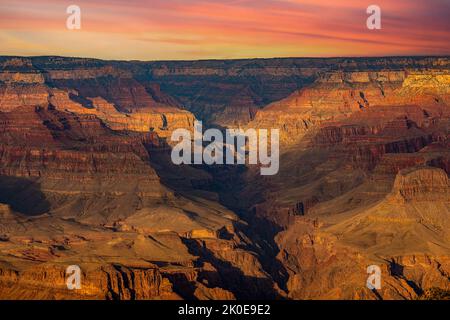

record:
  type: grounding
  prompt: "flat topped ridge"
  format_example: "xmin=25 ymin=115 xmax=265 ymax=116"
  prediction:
xmin=1 ymin=55 xmax=450 ymax=74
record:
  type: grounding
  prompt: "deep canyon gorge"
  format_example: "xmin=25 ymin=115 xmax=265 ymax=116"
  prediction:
xmin=0 ymin=56 xmax=449 ymax=300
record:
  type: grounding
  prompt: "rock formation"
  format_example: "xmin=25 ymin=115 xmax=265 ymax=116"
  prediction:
xmin=0 ymin=55 xmax=449 ymax=300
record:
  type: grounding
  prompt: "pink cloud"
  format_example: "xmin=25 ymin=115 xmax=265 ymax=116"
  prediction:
xmin=0 ymin=0 xmax=448 ymax=59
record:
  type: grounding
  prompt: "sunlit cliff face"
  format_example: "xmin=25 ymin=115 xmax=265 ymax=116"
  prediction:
xmin=0 ymin=0 xmax=449 ymax=302
xmin=0 ymin=0 xmax=449 ymax=60
xmin=0 ymin=56 xmax=449 ymax=300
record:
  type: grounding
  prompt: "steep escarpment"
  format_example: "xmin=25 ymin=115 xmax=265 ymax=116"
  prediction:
xmin=271 ymin=167 xmax=450 ymax=300
xmin=4 ymin=56 xmax=448 ymax=127
xmin=0 ymin=57 xmax=281 ymax=300
xmin=0 ymin=263 xmax=179 ymax=300
xmin=249 ymin=68 xmax=450 ymax=146
xmin=142 ymin=57 xmax=450 ymax=126
xmin=1 ymin=55 xmax=449 ymax=300
xmin=0 ymin=201 xmax=278 ymax=300
xmin=236 ymin=62 xmax=450 ymax=299
xmin=0 ymin=56 xmax=195 ymax=140
xmin=0 ymin=56 xmax=290 ymax=303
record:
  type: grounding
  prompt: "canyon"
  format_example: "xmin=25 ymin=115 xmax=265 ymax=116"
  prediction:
xmin=0 ymin=56 xmax=449 ymax=300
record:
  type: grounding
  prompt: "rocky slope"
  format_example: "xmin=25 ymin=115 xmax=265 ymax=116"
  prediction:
xmin=0 ymin=57 xmax=195 ymax=140
xmin=249 ymin=68 xmax=450 ymax=146
xmin=141 ymin=57 xmax=450 ymax=126
xmin=0 ymin=107 xmax=285 ymax=299
xmin=0 ymin=56 xmax=282 ymax=300
xmin=237 ymin=62 xmax=450 ymax=299
xmin=3 ymin=56 xmax=449 ymax=127
xmin=0 ymin=55 xmax=449 ymax=300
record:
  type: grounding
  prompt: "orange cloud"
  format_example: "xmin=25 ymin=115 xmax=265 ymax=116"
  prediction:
xmin=0 ymin=0 xmax=448 ymax=60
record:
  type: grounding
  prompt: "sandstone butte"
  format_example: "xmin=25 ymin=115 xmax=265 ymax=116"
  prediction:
xmin=0 ymin=56 xmax=449 ymax=300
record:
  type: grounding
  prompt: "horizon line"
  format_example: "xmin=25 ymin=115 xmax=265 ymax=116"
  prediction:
xmin=1 ymin=54 xmax=449 ymax=64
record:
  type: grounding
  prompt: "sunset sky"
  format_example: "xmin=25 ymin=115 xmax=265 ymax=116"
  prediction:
xmin=0 ymin=0 xmax=449 ymax=60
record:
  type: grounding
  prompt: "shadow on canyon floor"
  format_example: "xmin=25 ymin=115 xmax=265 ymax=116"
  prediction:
xmin=0 ymin=176 xmax=50 ymax=216
xmin=181 ymin=238 xmax=284 ymax=300
xmin=148 ymin=147 xmax=290 ymax=295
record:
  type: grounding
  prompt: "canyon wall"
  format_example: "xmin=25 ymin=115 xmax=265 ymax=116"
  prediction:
xmin=0 ymin=56 xmax=449 ymax=300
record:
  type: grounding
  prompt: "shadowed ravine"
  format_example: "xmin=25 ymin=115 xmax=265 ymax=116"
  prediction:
xmin=0 ymin=56 xmax=449 ymax=300
xmin=148 ymin=148 xmax=291 ymax=296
